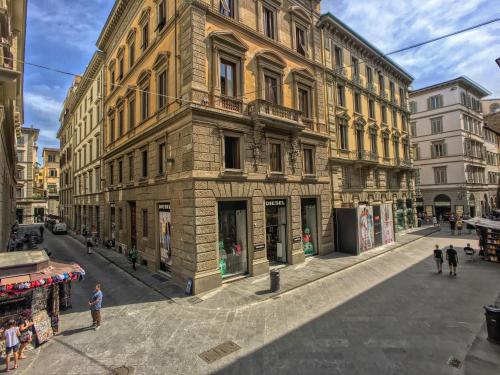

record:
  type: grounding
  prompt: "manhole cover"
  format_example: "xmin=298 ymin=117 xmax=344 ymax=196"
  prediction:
xmin=109 ymin=366 xmax=134 ymax=375
xmin=152 ymin=274 xmax=168 ymax=282
xmin=199 ymin=341 xmax=241 ymax=364
xmin=188 ymin=297 xmax=203 ymax=304
xmin=447 ymin=356 xmax=462 ymax=369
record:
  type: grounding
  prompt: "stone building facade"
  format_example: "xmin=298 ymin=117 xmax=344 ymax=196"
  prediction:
xmin=0 ymin=0 xmax=26 ymax=248
xmin=409 ymin=77 xmax=494 ymax=218
xmin=41 ymin=148 xmax=60 ymax=216
xmin=62 ymin=0 xmax=419 ymax=294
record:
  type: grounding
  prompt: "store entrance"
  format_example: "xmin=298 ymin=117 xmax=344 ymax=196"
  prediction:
xmin=265 ymin=200 xmax=287 ymax=263
xmin=301 ymin=198 xmax=318 ymax=256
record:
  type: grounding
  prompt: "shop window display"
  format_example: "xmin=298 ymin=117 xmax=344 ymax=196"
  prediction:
xmin=218 ymin=201 xmax=248 ymax=278
xmin=301 ymin=198 xmax=318 ymax=255
xmin=396 ymin=200 xmax=405 ymax=231
xmin=159 ymin=203 xmax=172 ymax=272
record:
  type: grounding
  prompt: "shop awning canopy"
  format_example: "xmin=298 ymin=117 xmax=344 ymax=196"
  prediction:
xmin=464 ymin=218 xmax=500 ymax=231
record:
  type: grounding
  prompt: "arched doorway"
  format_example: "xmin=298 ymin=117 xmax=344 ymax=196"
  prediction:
xmin=434 ymin=194 xmax=451 ymax=221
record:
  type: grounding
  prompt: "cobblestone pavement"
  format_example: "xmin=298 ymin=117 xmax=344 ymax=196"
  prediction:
xmin=14 ymin=227 xmax=500 ymax=375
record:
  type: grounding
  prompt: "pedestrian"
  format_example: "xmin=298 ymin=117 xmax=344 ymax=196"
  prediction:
xmin=128 ymin=247 xmax=138 ymax=270
xmin=433 ymin=244 xmax=443 ymax=273
xmin=456 ymin=218 xmax=463 ymax=236
xmin=86 ymin=236 xmax=93 ymax=254
xmin=446 ymin=244 xmax=459 ymax=276
xmin=449 ymin=215 xmax=456 ymax=235
xmin=464 ymin=243 xmax=475 ymax=261
xmin=88 ymin=283 xmax=103 ymax=330
xmin=432 ymin=216 xmax=438 ymax=227
xmin=39 ymin=225 xmax=44 ymax=238
xmin=17 ymin=318 xmax=33 ymax=360
xmin=2 ymin=319 xmax=20 ymax=371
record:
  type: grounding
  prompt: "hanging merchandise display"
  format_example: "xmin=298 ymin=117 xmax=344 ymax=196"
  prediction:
xmin=357 ymin=205 xmax=374 ymax=252
xmin=303 ymin=227 xmax=314 ymax=255
xmin=218 ymin=202 xmax=248 ymax=278
xmin=380 ymin=203 xmax=395 ymax=245
xmin=301 ymin=198 xmax=318 ymax=256
xmin=158 ymin=203 xmax=172 ymax=272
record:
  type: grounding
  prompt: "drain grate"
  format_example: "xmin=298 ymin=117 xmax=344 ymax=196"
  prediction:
xmin=447 ymin=356 xmax=462 ymax=369
xmin=109 ymin=366 xmax=134 ymax=375
xmin=188 ymin=296 xmax=203 ymax=304
xmin=199 ymin=341 xmax=241 ymax=364
xmin=152 ymin=274 xmax=168 ymax=282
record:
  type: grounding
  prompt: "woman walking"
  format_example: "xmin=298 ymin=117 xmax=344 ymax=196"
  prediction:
xmin=2 ymin=319 xmax=20 ymax=371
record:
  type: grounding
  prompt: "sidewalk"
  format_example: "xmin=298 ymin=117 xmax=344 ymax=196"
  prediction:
xmin=464 ymin=294 xmax=500 ymax=374
xmin=69 ymin=225 xmax=440 ymax=310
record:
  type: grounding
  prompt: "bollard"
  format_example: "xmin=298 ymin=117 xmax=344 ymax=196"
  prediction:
xmin=270 ymin=269 xmax=280 ymax=292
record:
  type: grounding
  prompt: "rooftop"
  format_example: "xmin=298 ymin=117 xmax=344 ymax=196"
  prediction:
xmin=410 ymin=76 xmax=491 ymax=98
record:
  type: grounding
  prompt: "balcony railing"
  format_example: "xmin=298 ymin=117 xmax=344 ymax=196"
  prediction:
xmin=247 ymin=99 xmax=302 ymax=123
xmin=302 ymin=118 xmax=313 ymax=130
xmin=357 ymin=150 xmax=379 ymax=162
xmin=380 ymin=92 xmax=388 ymax=99
xmin=334 ymin=66 xmax=347 ymax=77
xmin=367 ymin=82 xmax=376 ymax=93
xmin=353 ymin=75 xmax=364 ymax=87
xmin=218 ymin=95 xmax=243 ymax=113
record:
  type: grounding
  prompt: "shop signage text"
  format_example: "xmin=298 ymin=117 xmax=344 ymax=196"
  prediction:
xmin=265 ymin=200 xmax=286 ymax=207
xmin=293 ymin=236 xmax=302 ymax=243
xmin=254 ymin=243 xmax=265 ymax=251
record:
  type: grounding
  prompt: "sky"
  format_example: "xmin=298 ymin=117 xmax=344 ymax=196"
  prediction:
xmin=24 ymin=0 xmax=500 ymax=161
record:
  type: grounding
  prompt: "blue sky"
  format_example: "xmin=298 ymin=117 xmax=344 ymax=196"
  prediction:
xmin=24 ymin=0 xmax=500 ymax=160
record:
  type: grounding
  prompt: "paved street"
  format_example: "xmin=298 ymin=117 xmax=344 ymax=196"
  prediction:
xmin=17 ymin=226 xmax=500 ymax=375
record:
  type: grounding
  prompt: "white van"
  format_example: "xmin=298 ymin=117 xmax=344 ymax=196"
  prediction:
xmin=52 ymin=222 xmax=67 ymax=234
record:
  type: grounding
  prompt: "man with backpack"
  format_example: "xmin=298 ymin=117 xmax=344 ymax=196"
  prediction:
xmin=446 ymin=244 xmax=459 ymax=276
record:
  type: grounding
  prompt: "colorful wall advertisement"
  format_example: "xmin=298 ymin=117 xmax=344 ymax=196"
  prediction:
xmin=380 ymin=203 xmax=394 ymax=245
xmin=357 ymin=205 xmax=374 ymax=252
xmin=158 ymin=203 xmax=172 ymax=271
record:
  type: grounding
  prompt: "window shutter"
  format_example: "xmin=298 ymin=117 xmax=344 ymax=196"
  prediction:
xmin=443 ymin=143 xmax=447 ymax=156
xmin=431 ymin=145 xmax=435 ymax=158
xmin=427 ymin=98 xmax=431 ymax=110
xmin=416 ymin=146 xmax=420 ymax=160
xmin=439 ymin=95 xmax=443 ymax=108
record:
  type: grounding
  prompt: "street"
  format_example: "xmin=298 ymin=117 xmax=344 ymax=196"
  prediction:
xmin=16 ymin=226 xmax=500 ymax=375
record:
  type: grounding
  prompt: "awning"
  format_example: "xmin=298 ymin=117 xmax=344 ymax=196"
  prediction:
xmin=463 ymin=218 xmax=500 ymax=231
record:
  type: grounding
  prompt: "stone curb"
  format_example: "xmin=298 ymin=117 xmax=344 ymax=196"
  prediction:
xmin=67 ymin=227 xmax=440 ymax=307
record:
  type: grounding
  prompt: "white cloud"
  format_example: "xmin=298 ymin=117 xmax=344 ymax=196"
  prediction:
xmin=24 ymin=92 xmax=62 ymax=120
xmin=324 ymin=0 xmax=500 ymax=96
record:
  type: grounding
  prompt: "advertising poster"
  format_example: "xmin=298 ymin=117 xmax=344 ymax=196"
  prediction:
xmin=357 ymin=205 xmax=374 ymax=252
xmin=159 ymin=203 xmax=172 ymax=271
xmin=380 ymin=203 xmax=394 ymax=245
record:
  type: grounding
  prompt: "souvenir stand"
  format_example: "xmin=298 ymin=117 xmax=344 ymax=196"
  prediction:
xmin=0 ymin=250 xmax=85 ymax=350
xmin=464 ymin=218 xmax=500 ymax=262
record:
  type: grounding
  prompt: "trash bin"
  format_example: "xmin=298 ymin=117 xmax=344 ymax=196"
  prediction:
xmin=270 ymin=269 xmax=280 ymax=292
xmin=484 ymin=305 xmax=500 ymax=344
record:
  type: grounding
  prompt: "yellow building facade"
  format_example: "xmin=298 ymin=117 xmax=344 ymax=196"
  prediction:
xmin=41 ymin=148 xmax=60 ymax=216
xmin=67 ymin=0 xmax=415 ymax=294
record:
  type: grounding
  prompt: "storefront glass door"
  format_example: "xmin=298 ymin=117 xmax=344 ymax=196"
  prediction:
xmin=218 ymin=201 xmax=248 ymax=278
xmin=265 ymin=200 xmax=287 ymax=263
xmin=301 ymin=198 xmax=318 ymax=256
xmin=158 ymin=203 xmax=172 ymax=272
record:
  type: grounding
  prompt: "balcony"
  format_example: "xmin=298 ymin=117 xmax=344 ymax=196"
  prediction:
xmin=357 ymin=150 xmax=379 ymax=163
xmin=248 ymin=99 xmax=304 ymax=132
xmin=331 ymin=149 xmax=379 ymax=166
xmin=380 ymin=92 xmax=388 ymax=100
xmin=218 ymin=95 xmax=243 ymax=113
xmin=367 ymin=82 xmax=376 ymax=93
xmin=352 ymin=75 xmax=364 ymax=87
xmin=334 ymin=66 xmax=347 ymax=77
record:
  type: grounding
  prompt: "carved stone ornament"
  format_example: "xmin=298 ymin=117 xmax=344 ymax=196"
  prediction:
xmin=289 ymin=136 xmax=300 ymax=172
xmin=250 ymin=123 xmax=265 ymax=170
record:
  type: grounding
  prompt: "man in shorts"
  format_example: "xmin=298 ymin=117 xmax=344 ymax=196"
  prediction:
xmin=446 ymin=244 xmax=458 ymax=276
xmin=89 ymin=283 xmax=103 ymax=330
xmin=433 ymin=244 xmax=443 ymax=273
xmin=2 ymin=319 xmax=20 ymax=371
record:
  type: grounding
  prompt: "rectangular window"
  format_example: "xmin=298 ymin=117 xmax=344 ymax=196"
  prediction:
xmin=157 ymin=0 xmax=166 ymax=31
xmin=381 ymin=105 xmax=387 ymax=123
xmin=409 ymin=101 xmax=417 ymax=114
xmin=264 ymin=75 xmax=278 ymax=104
xmin=158 ymin=71 xmax=167 ymax=109
xmin=129 ymin=155 xmax=134 ymax=181
xmin=49 ymin=169 xmax=57 ymax=177
xmin=109 ymin=116 xmax=115 ymax=142
xmin=142 ymin=210 xmax=148 ymax=237
xmin=158 ymin=143 xmax=165 ymax=175
xmin=431 ymin=141 xmax=446 ymax=157
xmin=118 ymin=58 xmax=124 ymax=81
xmin=298 ymin=88 xmax=310 ymax=118
xmin=119 ymin=208 xmax=123 ymax=230
xmin=431 ymin=117 xmax=443 ymax=134
xmin=366 ymin=66 xmax=373 ymax=83
xmin=224 ymin=136 xmax=241 ymax=170
xmin=96 ymin=136 xmax=100 ymax=158
xmin=129 ymin=40 xmax=135 ymax=67
xmin=337 ymin=85 xmax=345 ymax=107
xmin=339 ymin=122 xmax=348 ymax=150
xmin=269 ymin=142 xmax=282 ymax=172
xmin=378 ymin=74 xmax=385 ymax=95
xmin=434 ymin=167 xmax=447 ymax=184
xmin=128 ymin=96 xmax=135 ymax=130
xmin=118 ymin=160 xmax=123 ymax=183
xmin=389 ymin=81 xmax=395 ymax=100
xmin=428 ymin=95 xmax=443 ymax=109
xmin=110 ymin=69 xmax=115 ymax=90
xmin=263 ymin=6 xmax=275 ymax=39
xmin=141 ymin=86 xmax=149 ymax=120
xmin=142 ymin=149 xmax=148 ymax=178
xmin=118 ymin=109 xmax=124 ymax=136
xmin=109 ymin=163 xmax=114 ymax=185
xmin=303 ymin=147 xmax=314 ymax=175
xmin=410 ymin=121 xmax=417 ymax=137
xmin=296 ymin=26 xmax=306 ymax=55
xmin=219 ymin=0 xmax=234 ymax=17
xmin=334 ymin=46 xmax=342 ymax=67
xmin=220 ymin=60 xmax=236 ymax=97
xmin=370 ymin=132 xmax=377 ymax=154
xmin=354 ymin=92 xmax=362 ymax=113
xmin=383 ymin=137 xmax=389 ymax=158
xmin=141 ymin=22 xmax=149 ymax=51
xmin=392 ymin=109 xmax=397 ymax=128
xmin=351 ymin=56 xmax=359 ymax=77
xmin=368 ymin=99 xmax=375 ymax=118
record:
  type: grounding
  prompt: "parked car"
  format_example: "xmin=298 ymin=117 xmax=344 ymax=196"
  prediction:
xmin=52 ymin=222 xmax=67 ymax=235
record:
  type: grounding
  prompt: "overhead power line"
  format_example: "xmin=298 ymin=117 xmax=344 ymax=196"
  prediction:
xmin=11 ymin=17 xmax=499 ymax=103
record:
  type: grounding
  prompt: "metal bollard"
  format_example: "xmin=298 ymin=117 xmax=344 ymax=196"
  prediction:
xmin=270 ymin=269 xmax=280 ymax=292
